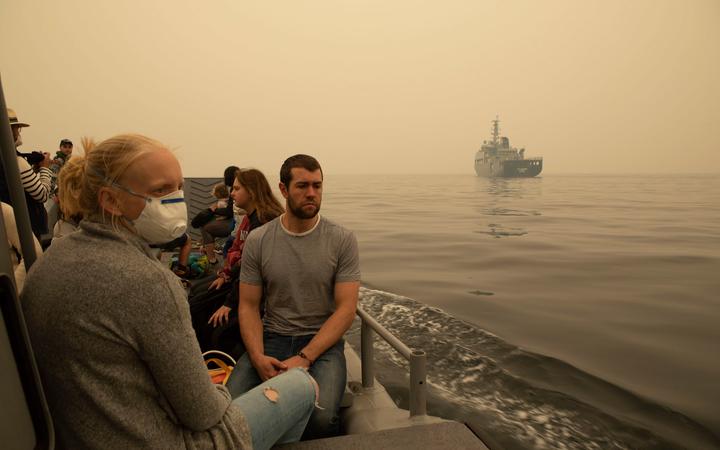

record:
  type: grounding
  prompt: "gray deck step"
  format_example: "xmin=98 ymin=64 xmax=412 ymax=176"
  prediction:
xmin=276 ymin=421 xmax=490 ymax=450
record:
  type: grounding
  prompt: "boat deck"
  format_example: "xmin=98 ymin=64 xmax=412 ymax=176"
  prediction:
xmin=163 ymin=179 xmax=496 ymax=449
xmin=278 ymin=421 xmax=489 ymax=450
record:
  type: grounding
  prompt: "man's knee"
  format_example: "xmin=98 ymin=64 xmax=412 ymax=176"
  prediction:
xmin=225 ymin=354 xmax=260 ymax=398
xmin=309 ymin=348 xmax=347 ymax=399
xmin=304 ymin=407 xmax=341 ymax=439
xmin=303 ymin=358 xmax=346 ymax=438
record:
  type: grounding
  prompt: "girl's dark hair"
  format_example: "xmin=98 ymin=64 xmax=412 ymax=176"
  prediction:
xmin=224 ymin=166 xmax=240 ymax=186
xmin=236 ymin=169 xmax=284 ymax=223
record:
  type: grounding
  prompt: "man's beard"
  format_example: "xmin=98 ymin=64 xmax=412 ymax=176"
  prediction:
xmin=287 ymin=196 xmax=320 ymax=220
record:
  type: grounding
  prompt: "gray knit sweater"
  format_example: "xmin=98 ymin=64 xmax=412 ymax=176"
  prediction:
xmin=22 ymin=220 xmax=251 ymax=449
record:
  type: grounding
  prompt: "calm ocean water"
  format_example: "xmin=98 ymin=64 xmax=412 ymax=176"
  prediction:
xmin=321 ymin=174 xmax=720 ymax=449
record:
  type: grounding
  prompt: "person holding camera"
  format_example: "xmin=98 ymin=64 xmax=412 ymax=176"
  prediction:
xmin=8 ymin=108 xmax=52 ymax=238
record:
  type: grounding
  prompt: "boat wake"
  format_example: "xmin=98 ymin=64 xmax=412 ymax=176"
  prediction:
xmin=347 ymin=287 xmax=720 ymax=450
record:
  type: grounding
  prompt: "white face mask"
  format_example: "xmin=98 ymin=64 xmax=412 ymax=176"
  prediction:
xmin=131 ymin=190 xmax=188 ymax=244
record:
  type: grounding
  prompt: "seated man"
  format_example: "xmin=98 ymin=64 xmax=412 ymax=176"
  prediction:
xmin=226 ymin=154 xmax=360 ymax=439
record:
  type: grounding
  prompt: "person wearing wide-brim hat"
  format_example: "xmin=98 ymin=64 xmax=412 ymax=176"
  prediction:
xmin=8 ymin=107 xmax=30 ymax=127
xmin=7 ymin=108 xmax=53 ymax=239
xmin=8 ymin=108 xmax=30 ymax=146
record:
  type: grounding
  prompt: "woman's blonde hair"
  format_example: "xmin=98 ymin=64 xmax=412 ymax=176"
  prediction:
xmin=57 ymin=134 xmax=168 ymax=229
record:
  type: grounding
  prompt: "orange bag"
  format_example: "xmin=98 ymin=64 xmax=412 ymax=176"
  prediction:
xmin=203 ymin=350 xmax=236 ymax=385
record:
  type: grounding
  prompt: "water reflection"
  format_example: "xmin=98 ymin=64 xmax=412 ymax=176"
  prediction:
xmin=481 ymin=176 xmax=544 ymax=199
xmin=475 ymin=223 xmax=529 ymax=238
xmin=476 ymin=177 xmax=543 ymax=238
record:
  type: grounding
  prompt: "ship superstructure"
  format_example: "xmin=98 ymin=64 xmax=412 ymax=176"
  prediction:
xmin=474 ymin=117 xmax=542 ymax=177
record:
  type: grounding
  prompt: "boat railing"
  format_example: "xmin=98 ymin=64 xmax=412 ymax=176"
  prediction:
xmin=357 ymin=305 xmax=427 ymax=417
xmin=0 ymin=75 xmax=55 ymax=449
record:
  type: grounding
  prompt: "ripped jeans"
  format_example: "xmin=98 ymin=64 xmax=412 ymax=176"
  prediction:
xmin=227 ymin=333 xmax=347 ymax=440
xmin=232 ymin=367 xmax=316 ymax=450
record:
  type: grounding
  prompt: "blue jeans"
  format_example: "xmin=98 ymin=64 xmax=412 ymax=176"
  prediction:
xmin=232 ymin=367 xmax=316 ymax=450
xmin=226 ymin=333 xmax=347 ymax=440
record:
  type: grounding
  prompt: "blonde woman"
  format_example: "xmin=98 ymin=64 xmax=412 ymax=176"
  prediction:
xmin=21 ymin=134 xmax=317 ymax=450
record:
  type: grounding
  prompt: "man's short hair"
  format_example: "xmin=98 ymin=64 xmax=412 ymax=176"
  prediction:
xmin=280 ymin=154 xmax=322 ymax=187
xmin=59 ymin=138 xmax=73 ymax=147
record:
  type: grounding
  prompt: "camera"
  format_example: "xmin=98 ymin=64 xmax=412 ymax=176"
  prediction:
xmin=18 ymin=150 xmax=46 ymax=166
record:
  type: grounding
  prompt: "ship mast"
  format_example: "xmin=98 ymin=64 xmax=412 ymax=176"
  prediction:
xmin=491 ymin=115 xmax=500 ymax=144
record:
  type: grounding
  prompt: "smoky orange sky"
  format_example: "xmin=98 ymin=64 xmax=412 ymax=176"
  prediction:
xmin=2 ymin=0 xmax=718 ymax=176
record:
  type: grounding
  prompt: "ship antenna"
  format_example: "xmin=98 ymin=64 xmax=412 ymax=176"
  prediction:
xmin=492 ymin=115 xmax=500 ymax=144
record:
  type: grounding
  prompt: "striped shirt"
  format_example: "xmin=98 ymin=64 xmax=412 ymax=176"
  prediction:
xmin=17 ymin=156 xmax=52 ymax=203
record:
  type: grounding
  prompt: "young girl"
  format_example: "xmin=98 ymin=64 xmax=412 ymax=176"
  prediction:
xmin=211 ymin=182 xmax=229 ymax=210
xmin=199 ymin=167 xmax=237 ymax=264
xmin=202 ymin=169 xmax=284 ymax=334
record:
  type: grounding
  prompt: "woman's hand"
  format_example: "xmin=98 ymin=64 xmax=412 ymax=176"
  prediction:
xmin=208 ymin=305 xmax=232 ymax=328
xmin=208 ymin=276 xmax=225 ymax=290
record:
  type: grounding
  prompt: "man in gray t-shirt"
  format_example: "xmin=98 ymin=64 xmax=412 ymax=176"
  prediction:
xmin=226 ymin=154 xmax=360 ymax=440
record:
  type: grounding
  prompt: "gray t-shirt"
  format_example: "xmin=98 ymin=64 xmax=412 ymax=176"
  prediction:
xmin=240 ymin=215 xmax=361 ymax=335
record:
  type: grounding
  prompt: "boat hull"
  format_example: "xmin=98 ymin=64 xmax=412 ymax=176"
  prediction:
xmin=474 ymin=158 xmax=542 ymax=178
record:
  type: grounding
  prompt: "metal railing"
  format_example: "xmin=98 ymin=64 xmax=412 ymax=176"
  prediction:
xmin=0 ymin=73 xmax=55 ymax=449
xmin=356 ymin=306 xmax=427 ymax=417
xmin=0 ymin=77 xmax=39 ymax=271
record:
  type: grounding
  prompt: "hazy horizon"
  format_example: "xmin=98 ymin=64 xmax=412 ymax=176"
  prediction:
xmin=2 ymin=0 xmax=718 ymax=177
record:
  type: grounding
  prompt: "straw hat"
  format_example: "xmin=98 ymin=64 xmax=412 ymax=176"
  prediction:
xmin=7 ymin=108 xmax=30 ymax=127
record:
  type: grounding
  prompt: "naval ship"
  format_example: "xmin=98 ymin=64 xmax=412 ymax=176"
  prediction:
xmin=474 ymin=117 xmax=542 ymax=177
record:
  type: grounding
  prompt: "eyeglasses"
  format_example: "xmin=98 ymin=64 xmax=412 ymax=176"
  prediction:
xmin=112 ymin=182 xmax=184 ymax=204
xmin=87 ymin=164 xmax=183 ymax=204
